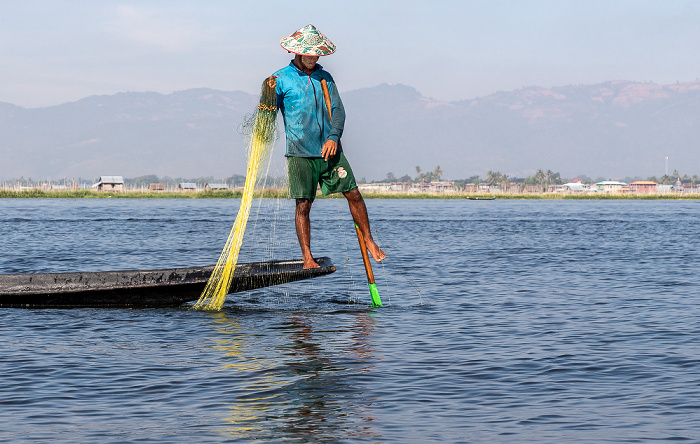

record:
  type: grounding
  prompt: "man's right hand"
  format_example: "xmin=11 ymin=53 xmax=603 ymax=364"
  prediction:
xmin=266 ymin=76 xmax=277 ymax=89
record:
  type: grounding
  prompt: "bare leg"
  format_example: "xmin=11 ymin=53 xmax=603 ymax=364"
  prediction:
xmin=343 ymin=188 xmax=386 ymax=262
xmin=295 ymin=198 xmax=319 ymax=269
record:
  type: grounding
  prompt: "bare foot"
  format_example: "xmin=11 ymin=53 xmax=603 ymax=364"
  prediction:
xmin=303 ymin=257 xmax=320 ymax=269
xmin=366 ymin=240 xmax=386 ymax=263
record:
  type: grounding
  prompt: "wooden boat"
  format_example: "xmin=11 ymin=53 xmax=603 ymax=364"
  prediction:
xmin=0 ymin=257 xmax=335 ymax=308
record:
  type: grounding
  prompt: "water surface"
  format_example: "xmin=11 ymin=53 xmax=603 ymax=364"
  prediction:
xmin=1 ymin=199 xmax=699 ymax=442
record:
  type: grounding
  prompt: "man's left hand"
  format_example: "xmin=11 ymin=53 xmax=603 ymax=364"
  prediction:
xmin=322 ymin=140 xmax=337 ymax=161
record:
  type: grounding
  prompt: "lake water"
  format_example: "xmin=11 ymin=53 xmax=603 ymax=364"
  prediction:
xmin=1 ymin=198 xmax=699 ymax=443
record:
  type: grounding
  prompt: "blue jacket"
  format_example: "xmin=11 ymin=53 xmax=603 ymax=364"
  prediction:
xmin=272 ymin=61 xmax=345 ymax=157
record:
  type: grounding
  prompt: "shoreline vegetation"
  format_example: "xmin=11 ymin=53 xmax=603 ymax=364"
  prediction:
xmin=1 ymin=189 xmax=700 ymax=200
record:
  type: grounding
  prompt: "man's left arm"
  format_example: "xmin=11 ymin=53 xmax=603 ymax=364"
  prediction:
xmin=322 ymin=77 xmax=346 ymax=160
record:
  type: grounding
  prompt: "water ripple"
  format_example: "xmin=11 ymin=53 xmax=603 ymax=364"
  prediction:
xmin=1 ymin=200 xmax=700 ymax=442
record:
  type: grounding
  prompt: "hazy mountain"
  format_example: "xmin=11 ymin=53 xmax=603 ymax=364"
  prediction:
xmin=341 ymin=80 xmax=700 ymax=180
xmin=2 ymin=81 xmax=699 ymax=181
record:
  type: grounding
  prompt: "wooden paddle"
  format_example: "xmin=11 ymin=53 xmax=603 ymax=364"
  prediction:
xmin=320 ymin=78 xmax=382 ymax=307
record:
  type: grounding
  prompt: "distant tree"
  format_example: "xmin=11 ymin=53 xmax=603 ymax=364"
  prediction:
xmin=225 ymin=174 xmax=246 ymax=187
xmin=414 ymin=166 xmax=426 ymax=183
xmin=433 ymin=165 xmax=444 ymax=181
xmin=500 ymin=174 xmax=510 ymax=190
xmin=385 ymin=172 xmax=397 ymax=182
xmin=126 ymin=174 xmax=160 ymax=188
xmin=486 ymin=170 xmax=501 ymax=185
xmin=534 ymin=169 xmax=545 ymax=189
xmin=647 ymin=176 xmax=659 ymax=183
xmin=545 ymin=169 xmax=554 ymax=185
xmin=552 ymin=172 xmax=564 ymax=185
xmin=422 ymin=171 xmax=435 ymax=183
xmin=398 ymin=174 xmax=413 ymax=183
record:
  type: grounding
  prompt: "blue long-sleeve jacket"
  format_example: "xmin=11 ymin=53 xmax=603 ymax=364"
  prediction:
xmin=272 ymin=61 xmax=345 ymax=158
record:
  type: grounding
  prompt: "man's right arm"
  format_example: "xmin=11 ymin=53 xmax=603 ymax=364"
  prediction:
xmin=260 ymin=76 xmax=279 ymax=111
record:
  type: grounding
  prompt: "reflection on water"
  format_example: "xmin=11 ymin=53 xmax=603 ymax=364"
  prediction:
xmin=208 ymin=311 xmax=274 ymax=439
xmin=209 ymin=310 xmax=380 ymax=442
xmin=4 ymin=200 xmax=700 ymax=442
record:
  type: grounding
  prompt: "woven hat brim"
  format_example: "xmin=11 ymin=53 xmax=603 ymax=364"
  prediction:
xmin=279 ymin=25 xmax=336 ymax=56
xmin=279 ymin=44 xmax=336 ymax=56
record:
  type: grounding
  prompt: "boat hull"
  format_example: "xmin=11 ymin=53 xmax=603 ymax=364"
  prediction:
xmin=0 ymin=258 xmax=335 ymax=308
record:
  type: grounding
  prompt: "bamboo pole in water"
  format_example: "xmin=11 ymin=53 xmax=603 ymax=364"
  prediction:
xmin=320 ymin=78 xmax=382 ymax=307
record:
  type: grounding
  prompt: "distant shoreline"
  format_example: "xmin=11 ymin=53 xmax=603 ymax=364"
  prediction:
xmin=1 ymin=189 xmax=699 ymax=200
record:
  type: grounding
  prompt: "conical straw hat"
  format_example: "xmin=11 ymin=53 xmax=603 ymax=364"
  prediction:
xmin=280 ymin=24 xmax=336 ymax=56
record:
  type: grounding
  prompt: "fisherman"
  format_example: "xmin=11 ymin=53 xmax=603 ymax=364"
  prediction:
xmin=266 ymin=24 xmax=385 ymax=269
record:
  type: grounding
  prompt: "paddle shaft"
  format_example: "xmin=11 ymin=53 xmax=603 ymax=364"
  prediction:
xmin=320 ymin=78 xmax=381 ymax=306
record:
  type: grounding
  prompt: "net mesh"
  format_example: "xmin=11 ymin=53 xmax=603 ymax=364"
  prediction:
xmin=193 ymin=79 xmax=278 ymax=311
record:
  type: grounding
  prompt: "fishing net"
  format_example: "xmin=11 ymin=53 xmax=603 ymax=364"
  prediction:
xmin=193 ymin=79 xmax=278 ymax=311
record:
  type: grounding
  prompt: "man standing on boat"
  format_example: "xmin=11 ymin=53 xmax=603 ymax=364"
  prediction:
xmin=266 ymin=24 xmax=385 ymax=269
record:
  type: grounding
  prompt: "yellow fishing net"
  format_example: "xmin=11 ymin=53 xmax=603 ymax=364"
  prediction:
xmin=193 ymin=79 xmax=278 ymax=311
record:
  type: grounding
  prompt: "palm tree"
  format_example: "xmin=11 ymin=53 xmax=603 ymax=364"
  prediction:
xmin=433 ymin=165 xmax=443 ymax=181
xmin=545 ymin=169 xmax=554 ymax=185
xmin=486 ymin=170 xmax=500 ymax=185
xmin=500 ymin=174 xmax=509 ymax=191
xmin=534 ymin=169 xmax=545 ymax=183
xmin=415 ymin=166 xmax=423 ymax=183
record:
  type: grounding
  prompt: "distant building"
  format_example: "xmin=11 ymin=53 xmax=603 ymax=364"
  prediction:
xmin=628 ymin=181 xmax=657 ymax=193
xmin=204 ymin=183 xmax=229 ymax=191
xmin=409 ymin=182 xmax=431 ymax=193
xmin=359 ymin=183 xmax=392 ymax=193
xmin=429 ymin=181 xmax=457 ymax=193
xmin=673 ymin=178 xmax=684 ymax=192
xmin=557 ymin=182 xmax=588 ymax=192
xmin=683 ymin=183 xmax=699 ymax=193
xmin=178 ymin=183 xmax=197 ymax=192
xmin=595 ymin=181 xmax=627 ymax=193
xmin=149 ymin=183 xmax=165 ymax=191
xmin=93 ymin=176 xmax=124 ymax=192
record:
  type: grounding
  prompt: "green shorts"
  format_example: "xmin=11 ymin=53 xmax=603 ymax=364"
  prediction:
xmin=287 ymin=152 xmax=358 ymax=199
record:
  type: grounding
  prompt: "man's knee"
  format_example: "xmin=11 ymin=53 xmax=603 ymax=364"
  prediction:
xmin=343 ymin=188 xmax=362 ymax=202
xmin=295 ymin=198 xmax=313 ymax=215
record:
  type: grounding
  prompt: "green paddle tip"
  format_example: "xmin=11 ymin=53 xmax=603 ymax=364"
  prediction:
xmin=369 ymin=282 xmax=382 ymax=307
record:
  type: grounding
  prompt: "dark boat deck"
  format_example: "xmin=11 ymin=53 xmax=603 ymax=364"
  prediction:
xmin=0 ymin=257 xmax=335 ymax=308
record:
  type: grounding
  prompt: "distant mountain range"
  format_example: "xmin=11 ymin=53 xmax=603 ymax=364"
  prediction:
xmin=2 ymin=80 xmax=700 ymax=181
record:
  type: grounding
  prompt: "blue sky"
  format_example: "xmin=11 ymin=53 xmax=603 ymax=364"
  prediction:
xmin=1 ymin=0 xmax=699 ymax=108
